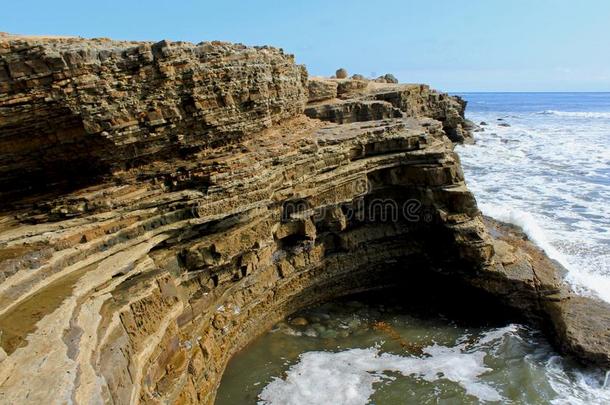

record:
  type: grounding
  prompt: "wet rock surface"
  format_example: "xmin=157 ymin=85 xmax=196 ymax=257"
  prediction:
xmin=0 ymin=34 xmax=607 ymax=404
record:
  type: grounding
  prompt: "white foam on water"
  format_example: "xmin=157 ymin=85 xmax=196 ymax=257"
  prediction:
xmin=470 ymin=323 xmax=520 ymax=348
xmin=545 ymin=356 xmax=610 ymax=405
xmin=456 ymin=114 xmax=610 ymax=303
xmin=539 ymin=110 xmax=610 ymax=119
xmin=258 ymin=327 xmax=518 ymax=404
xmin=257 ymin=321 xmax=610 ymax=405
xmin=478 ymin=203 xmax=570 ymax=267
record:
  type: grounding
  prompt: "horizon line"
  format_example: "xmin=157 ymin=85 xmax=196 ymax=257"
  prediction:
xmin=449 ymin=90 xmax=610 ymax=94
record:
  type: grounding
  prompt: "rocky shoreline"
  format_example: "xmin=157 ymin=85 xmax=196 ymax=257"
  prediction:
xmin=0 ymin=35 xmax=608 ymax=404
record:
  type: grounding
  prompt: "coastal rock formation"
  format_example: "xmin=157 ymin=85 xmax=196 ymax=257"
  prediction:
xmin=0 ymin=36 xmax=307 ymax=200
xmin=375 ymin=73 xmax=399 ymax=83
xmin=0 ymin=35 xmax=608 ymax=404
xmin=304 ymin=77 xmax=474 ymax=143
xmin=307 ymin=77 xmax=338 ymax=102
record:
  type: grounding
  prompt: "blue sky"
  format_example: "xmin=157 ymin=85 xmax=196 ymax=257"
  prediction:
xmin=2 ymin=0 xmax=610 ymax=91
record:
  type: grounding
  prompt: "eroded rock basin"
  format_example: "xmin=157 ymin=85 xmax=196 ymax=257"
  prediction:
xmin=1 ymin=35 xmax=609 ymax=403
xmin=218 ymin=290 xmax=610 ymax=404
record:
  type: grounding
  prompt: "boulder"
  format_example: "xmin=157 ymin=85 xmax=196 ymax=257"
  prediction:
xmin=335 ymin=67 xmax=348 ymax=78
xmin=336 ymin=79 xmax=369 ymax=97
xmin=375 ymin=73 xmax=399 ymax=83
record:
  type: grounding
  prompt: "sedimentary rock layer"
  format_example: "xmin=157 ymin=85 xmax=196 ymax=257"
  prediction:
xmin=0 ymin=36 xmax=307 ymax=199
xmin=305 ymin=77 xmax=474 ymax=143
xmin=0 ymin=35 xmax=608 ymax=405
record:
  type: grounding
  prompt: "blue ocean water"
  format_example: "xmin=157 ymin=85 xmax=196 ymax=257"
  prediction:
xmin=455 ymin=93 xmax=610 ymax=302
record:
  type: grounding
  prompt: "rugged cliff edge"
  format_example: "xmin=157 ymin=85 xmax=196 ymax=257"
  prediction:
xmin=0 ymin=35 xmax=608 ymax=404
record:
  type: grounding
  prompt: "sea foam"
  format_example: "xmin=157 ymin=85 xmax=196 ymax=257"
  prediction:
xmin=456 ymin=109 xmax=610 ymax=303
xmin=258 ymin=327 xmax=518 ymax=405
xmin=257 ymin=324 xmax=610 ymax=405
xmin=539 ymin=110 xmax=610 ymax=118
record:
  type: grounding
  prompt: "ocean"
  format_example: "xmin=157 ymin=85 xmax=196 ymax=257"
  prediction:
xmin=456 ymin=92 xmax=610 ymax=303
xmin=216 ymin=93 xmax=610 ymax=405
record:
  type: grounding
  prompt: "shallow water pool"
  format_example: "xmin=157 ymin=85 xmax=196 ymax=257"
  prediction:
xmin=216 ymin=295 xmax=609 ymax=404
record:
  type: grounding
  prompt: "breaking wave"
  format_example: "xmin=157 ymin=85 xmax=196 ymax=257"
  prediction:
xmin=456 ymin=93 xmax=610 ymax=303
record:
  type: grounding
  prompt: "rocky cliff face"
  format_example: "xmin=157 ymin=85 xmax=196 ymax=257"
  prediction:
xmin=305 ymin=77 xmax=473 ymax=143
xmin=0 ymin=36 xmax=307 ymax=200
xmin=0 ymin=35 xmax=608 ymax=404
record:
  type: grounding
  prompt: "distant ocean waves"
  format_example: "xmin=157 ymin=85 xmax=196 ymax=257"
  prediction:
xmin=537 ymin=109 xmax=610 ymax=118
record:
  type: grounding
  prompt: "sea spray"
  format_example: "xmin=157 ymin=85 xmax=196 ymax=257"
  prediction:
xmin=218 ymin=299 xmax=610 ymax=405
xmin=456 ymin=92 xmax=610 ymax=303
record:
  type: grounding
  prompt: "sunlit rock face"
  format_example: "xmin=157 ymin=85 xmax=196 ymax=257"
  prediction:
xmin=305 ymin=76 xmax=474 ymax=143
xmin=0 ymin=35 xmax=307 ymax=200
xmin=0 ymin=34 xmax=608 ymax=404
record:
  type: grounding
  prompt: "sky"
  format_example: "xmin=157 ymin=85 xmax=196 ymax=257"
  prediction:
xmin=2 ymin=0 xmax=610 ymax=92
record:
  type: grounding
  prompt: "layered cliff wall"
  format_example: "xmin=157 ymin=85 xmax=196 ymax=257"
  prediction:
xmin=0 ymin=35 xmax=608 ymax=404
xmin=304 ymin=77 xmax=473 ymax=143
xmin=0 ymin=36 xmax=307 ymax=199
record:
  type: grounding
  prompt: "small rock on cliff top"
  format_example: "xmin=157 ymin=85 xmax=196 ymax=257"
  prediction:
xmin=375 ymin=73 xmax=399 ymax=83
xmin=335 ymin=68 xmax=348 ymax=78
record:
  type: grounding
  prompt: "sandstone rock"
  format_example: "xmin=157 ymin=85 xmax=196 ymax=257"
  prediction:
xmin=0 ymin=34 xmax=607 ymax=405
xmin=0 ymin=36 xmax=307 ymax=202
xmin=304 ymin=99 xmax=403 ymax=124
xmin=375 ymin=73 xmax=398 ymax=83
xmin=289 ymin=317 xmax=309 ymax=327
xmin=470 ymin=217 xmax=610 ymax=367
xmin=546 ymin=296 xmax=610 ymax=367
xmin=304 ymin=78 xmax=473 ymax=143
xmin=307 ymin=77 xmax=338 ymax=102
xmin=335 ymin=67 xmax=348 ymax=78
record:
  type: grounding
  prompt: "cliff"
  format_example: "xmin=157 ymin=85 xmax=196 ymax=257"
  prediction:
xmin=304 ymin=77 xmax=473 ymax=143
xmin=0 ymin=36 xmax=307 ymax=200
xmin=0 ymin=35 xmax=608 ymax=404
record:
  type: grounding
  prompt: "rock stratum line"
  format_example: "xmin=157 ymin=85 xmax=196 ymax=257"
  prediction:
xmin=0 ymin=35 xmax=608 ymax=404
